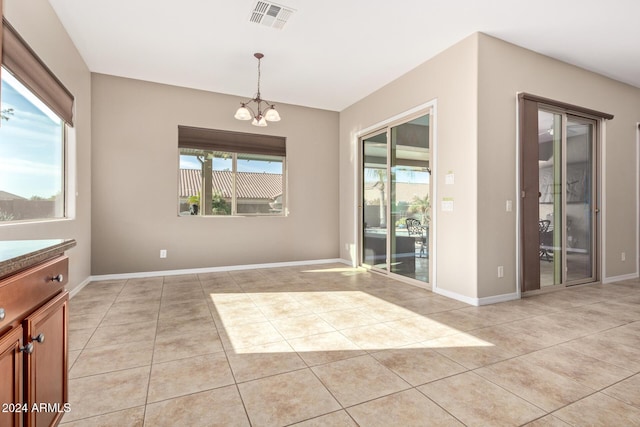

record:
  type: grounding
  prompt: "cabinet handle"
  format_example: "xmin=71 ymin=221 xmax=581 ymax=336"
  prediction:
xmin=51 ymin=274 xmax=64 ymax=283
xmin=32 ymin=333 xmax=45 ymax=344
xmin=0 ymin=308 xmax=4 ymax=321
xmin=20 ymin=342 xmax=34 ymax=354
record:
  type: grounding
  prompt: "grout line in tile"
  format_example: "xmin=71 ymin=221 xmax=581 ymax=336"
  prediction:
xmin=412 ymin=385 xmax=470 ymax=426
xmin=198 ymin=275 xmax=254 ymax=426
xmin=141 ymin=279 xmax=164 ymax=424
xmin=58 ymin=405 xmax=146 ymax=426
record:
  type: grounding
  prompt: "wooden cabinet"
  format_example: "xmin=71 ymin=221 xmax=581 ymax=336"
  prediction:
xmin=25 ymin=292 xmax=68 ymax=427
xmin=0 ymin=255 xmax=69 ymax=427
xmin=0 ymin=326 xmax=23 ymax=427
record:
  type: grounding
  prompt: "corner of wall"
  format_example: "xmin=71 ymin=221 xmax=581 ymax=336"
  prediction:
xmin=3 ymin=0 xmax=93 ymax=290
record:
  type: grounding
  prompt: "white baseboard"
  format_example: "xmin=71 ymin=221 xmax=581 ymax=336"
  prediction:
xmin=68 ymin=276 xmax=91 ymax=299
xmin=432 ymin=287 xmax=477 ymax=306
xmin=433 ymin=287 xmax=519 ymax=306
xmin=603 ymin=272 xmax=639 ymax=284
xmin=89 ymin=258 xmax=347 ymax=282
xmin=338 ymin=258 xmax=356 ymax=267
xmin=477 ymin=292 xmax=520 ymax=306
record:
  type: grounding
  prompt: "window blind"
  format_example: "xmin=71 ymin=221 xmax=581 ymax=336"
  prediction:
xmin=178 ymin=125 xmax=286 ymax=157
xmin=2 ymin=18 xmax=75 ymax=126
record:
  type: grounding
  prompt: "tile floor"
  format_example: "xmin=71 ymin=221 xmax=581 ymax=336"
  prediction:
xmin=61 ymin=263 xmax=640 ymax=426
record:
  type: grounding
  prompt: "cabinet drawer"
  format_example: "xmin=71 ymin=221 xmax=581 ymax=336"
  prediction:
xmin=0 ymin=257 xmax=68 ymax=332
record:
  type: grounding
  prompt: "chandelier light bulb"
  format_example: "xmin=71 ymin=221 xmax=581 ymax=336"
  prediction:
xmin=234 ymin=106 xmax=252 ymax=120
xmin=252 ymin=116 xmax=268 ymax=127
xmin=265 ymin=108 xmax=281 ymax=122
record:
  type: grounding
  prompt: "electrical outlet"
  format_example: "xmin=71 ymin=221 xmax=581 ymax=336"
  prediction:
xmin=506 ymin=200 xmax=512 ymax=212
xmin=621 ymin=252 xmax=626 ymax=262
xmin=497 ymin=266 xmax=504 ymax=278
xmin=160 ymin=249 xmax=167 ymax=258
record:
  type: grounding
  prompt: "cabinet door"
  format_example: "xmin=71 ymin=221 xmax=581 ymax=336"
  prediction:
xmin=0 ymin=326 xmax=24 ymax=427
xmin=24 ymin=291 xmax=68 ymax=427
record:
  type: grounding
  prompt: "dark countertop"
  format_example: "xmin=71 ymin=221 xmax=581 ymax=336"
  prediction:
xmin=0 ymin=239 xmax=77 ymax=280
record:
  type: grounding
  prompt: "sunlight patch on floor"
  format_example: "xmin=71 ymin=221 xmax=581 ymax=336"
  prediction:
xmin=209 ymin=291 xmax=495 ymax=354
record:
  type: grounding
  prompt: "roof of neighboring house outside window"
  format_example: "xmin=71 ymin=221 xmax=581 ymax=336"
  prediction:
xmin=0 ymin=191 xmax=27 ymax=201
xmin=179 ymin=169 xmax=282 ymax=200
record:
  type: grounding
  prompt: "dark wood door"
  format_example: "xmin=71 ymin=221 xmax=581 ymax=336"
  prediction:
xmin=0 ymin=326 xmax=24 ymax=427
xmin=24 ymin=291 xmax=68 ymax=427
xmin=520 ymin=96 xmax=542 ymax=291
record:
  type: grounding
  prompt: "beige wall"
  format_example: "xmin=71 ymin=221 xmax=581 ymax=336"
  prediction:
xmin=340 ymin=34 xmax=480 ymax=299
xmin=477 ymin=33 xmax=640 ymax=297
xmin=2 ymin=0 xmax=92 ymax=292
xmin=91 ymin=74 xmax=339 ymax=275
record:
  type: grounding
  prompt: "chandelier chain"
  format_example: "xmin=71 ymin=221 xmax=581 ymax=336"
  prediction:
xmin=256 ymin=56 xmax=261 ymax=98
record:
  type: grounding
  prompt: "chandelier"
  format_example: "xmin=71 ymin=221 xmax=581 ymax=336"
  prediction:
xmin=234 ymin=53 xmax=281 ymax=127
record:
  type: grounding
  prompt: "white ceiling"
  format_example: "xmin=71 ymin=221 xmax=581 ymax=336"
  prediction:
xmin=48 ymin=0 xmax=640 ymax=112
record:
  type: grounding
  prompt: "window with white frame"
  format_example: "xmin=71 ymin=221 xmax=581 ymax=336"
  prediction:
xmin=178 ymin=126 xmax=286 ymax=216
xmin=0 ymin=18 xmax=74 ymax=223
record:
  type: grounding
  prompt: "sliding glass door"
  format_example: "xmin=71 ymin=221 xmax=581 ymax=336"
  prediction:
xmin=521 ymin=94 xmax=601 ymax=291
xmin=538 ymin=110 xmax=597 ymax=286
xmin=362 ymin=131 xmax=388 ymax=271
xmin=564 ymin=116 xmax=596 ymax=283
xmin=361 ymin=113 xmax=431 ymax=284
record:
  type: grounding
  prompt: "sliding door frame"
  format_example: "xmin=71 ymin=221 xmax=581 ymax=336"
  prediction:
xmin=518 ymin=93 xmax=613 ymax=293
xmin=355 ymin=100 xmax=437 ymax=289
xmin=360 ymin=128 xmax=390 ymax=274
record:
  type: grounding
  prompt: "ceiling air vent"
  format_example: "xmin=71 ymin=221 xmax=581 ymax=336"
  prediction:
xmin=249 ymin=1 xmax=295 ymax=30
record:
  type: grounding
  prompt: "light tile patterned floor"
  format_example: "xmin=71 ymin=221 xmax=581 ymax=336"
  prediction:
xmin=61 ymin=264 xmax=640 ymax=426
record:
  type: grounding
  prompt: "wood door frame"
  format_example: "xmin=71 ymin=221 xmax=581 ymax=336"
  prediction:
xmin=518 ymin=93 xmax=612 ymax=293
xmin=520 ymin=96 xmax=541 ymax=292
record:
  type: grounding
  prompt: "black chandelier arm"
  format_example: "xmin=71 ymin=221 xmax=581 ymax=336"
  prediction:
xmin=244 ymin=99 xmax=276 ymax=114
xmin=241 ymin=97 xmax=258 ymax=106
xmin=240 ymin=103 xmax=257 ymax=117
xmin=261 ymin=98 xmax=276 ymax=109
